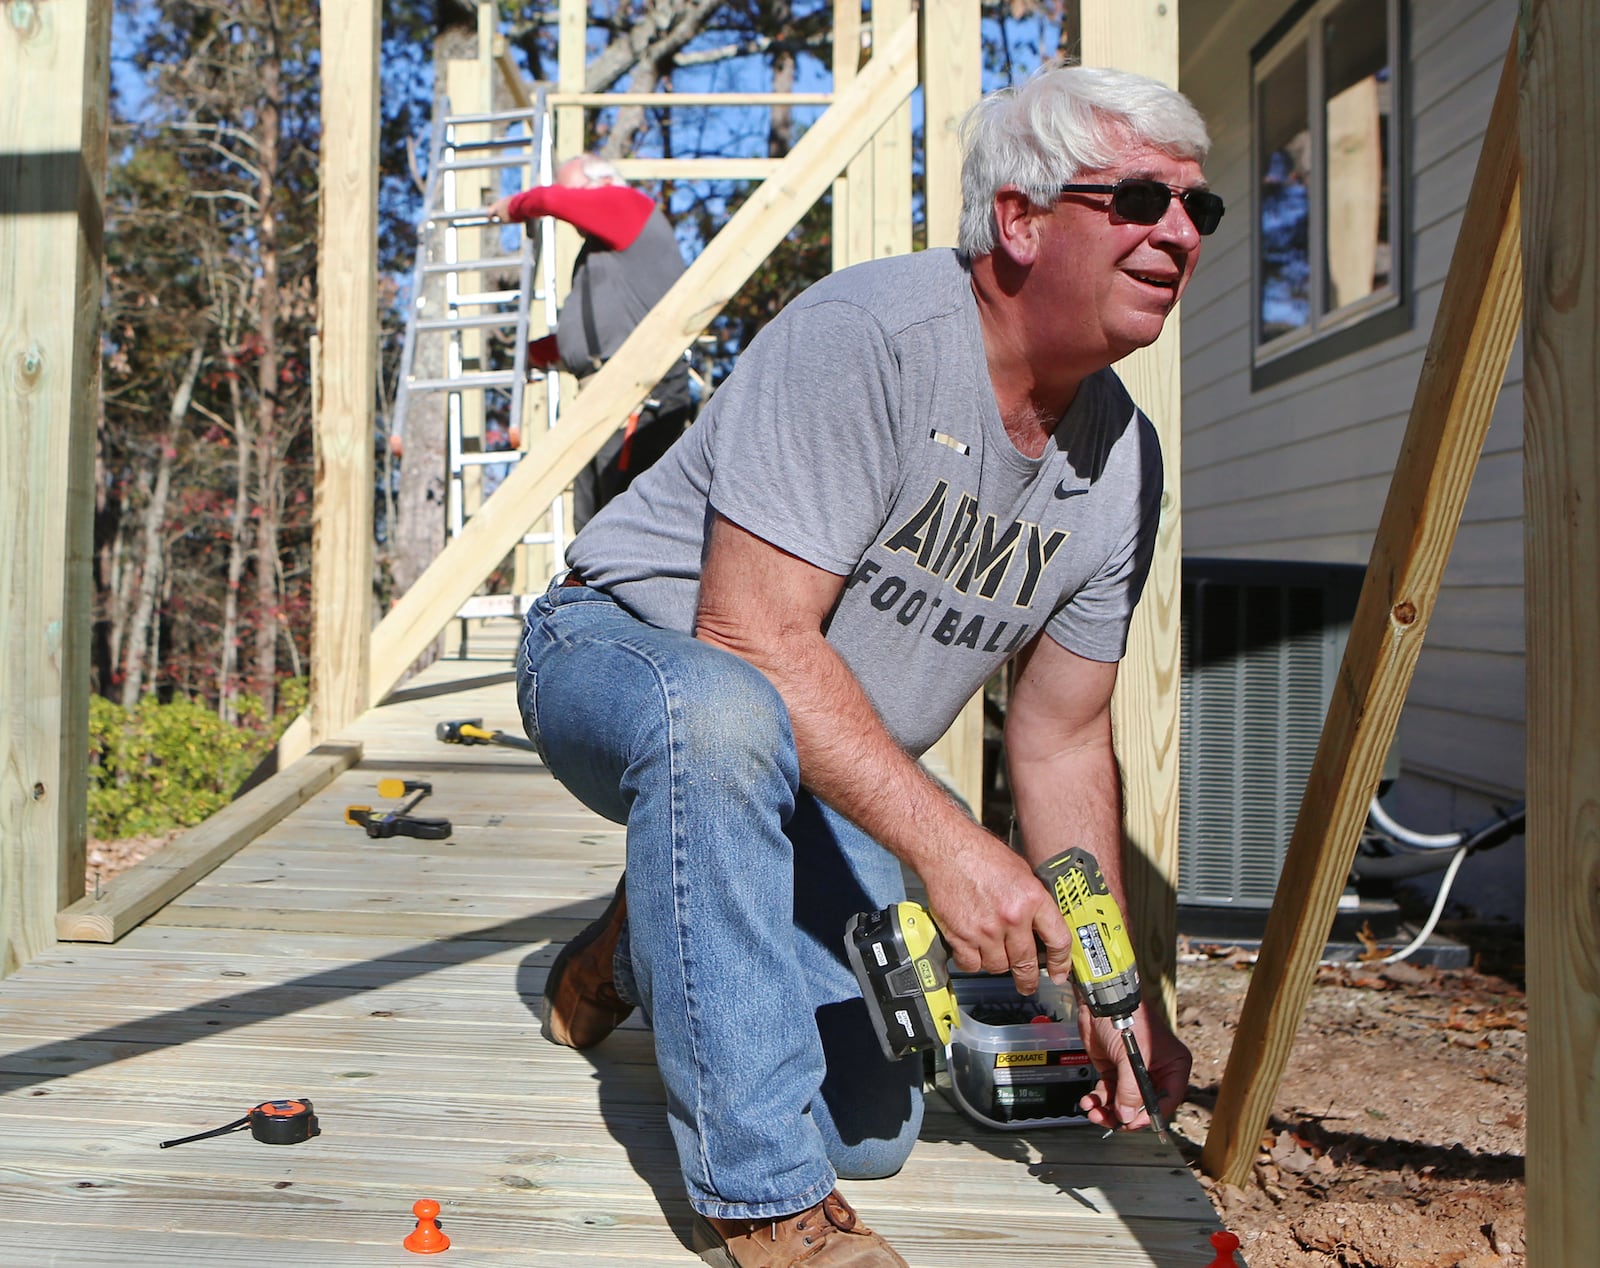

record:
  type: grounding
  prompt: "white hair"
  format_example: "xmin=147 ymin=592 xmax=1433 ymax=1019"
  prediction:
xmin=957 ymin=63 xmax=1212 ymax=258
xmin=576 ymin=154 xmax=624 ymax=186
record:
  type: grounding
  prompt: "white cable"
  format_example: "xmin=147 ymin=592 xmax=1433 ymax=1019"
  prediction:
xmin=1367 ymin=796 xmax=1466 ymax=849
xmin=1379 ymin=844 xmax=1470 ymax=965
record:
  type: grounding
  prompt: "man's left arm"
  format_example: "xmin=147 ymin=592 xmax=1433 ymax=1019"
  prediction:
xmin=1004 ymin=631 xmax=1193 ymax=1131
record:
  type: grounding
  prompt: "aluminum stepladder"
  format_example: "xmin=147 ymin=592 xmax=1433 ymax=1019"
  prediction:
xmin=390 ymin=88 xmax=566 ymax=651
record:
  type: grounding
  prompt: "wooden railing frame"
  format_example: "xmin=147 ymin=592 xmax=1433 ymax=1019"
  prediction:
xmin=361 ymin=17 xmax=923 ymax=720
xmin=0 ymin=0 xmax=112 ymax=977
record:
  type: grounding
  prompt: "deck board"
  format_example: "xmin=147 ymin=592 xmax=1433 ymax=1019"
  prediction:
xmin=0 ymin=658 xmax=1227 ymax=1265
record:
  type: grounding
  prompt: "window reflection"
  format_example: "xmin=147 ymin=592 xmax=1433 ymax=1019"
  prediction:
xmin=1323 ymin=0 xmax=1391 ymax=313
xmin=1253 ymin=0 xmax=1401 ymax=364
xmin=1259 ymin=50 xmax=1311 ymax=341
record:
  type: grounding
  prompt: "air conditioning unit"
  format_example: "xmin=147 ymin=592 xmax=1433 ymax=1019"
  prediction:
xmin=1178 ymin=558 xmax=1365 ymax=908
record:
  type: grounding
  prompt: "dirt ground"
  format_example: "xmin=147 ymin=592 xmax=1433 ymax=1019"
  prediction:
xmin=1172 ymin=938 xmax=1526 ymax=1268
xmin=87 ymin=843 xmax=1525 ymax=1267
xmin=85 ymin=833 xmax=182 ymax=898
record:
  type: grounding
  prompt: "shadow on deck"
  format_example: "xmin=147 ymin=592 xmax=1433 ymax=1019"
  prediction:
xmin=0 ymin=656 xmax=1225 ymax=1265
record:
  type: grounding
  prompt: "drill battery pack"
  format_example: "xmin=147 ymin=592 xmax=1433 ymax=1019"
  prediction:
xmin=938 ymin=973 xmax=1098 ymax=1130
xmin=845 ymin=903 xmax=958 ymax=1061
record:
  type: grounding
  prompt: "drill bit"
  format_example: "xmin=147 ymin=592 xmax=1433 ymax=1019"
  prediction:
xmin=1115 ymin=1017 xmax=1170 ymax=1144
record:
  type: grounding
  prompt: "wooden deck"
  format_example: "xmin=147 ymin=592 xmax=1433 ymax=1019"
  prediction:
xmin=1 ymin=650 xmax=1225 ymax=1265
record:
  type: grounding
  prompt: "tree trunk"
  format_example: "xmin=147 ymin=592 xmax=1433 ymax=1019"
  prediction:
xmin=106 ymin=527 xmax=129 ymax=688
xmin=217 ymin=340 xmax=254 ymax=724
xmin=92 ymin=388 xmax=120 ymax=696
xmin=251 ymin=24 xmax=284 ymax=717
xmin=122 ymin=344 xmax=202 ymax=707
xmin=583 ymin=0 xmax=723 ymax=95
xmin=767 ymin=0 xmax=796 ymax=158
xmin=600 ymin=58 xmax=659 ymax=162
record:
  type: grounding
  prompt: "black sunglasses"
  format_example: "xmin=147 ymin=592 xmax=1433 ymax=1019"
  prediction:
xmin=1058 ymin=178 xmax=1226 ymax=236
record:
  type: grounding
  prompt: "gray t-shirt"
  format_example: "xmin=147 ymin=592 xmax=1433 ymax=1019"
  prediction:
xmin=567 ymin=248 xmax=1162 ymax=756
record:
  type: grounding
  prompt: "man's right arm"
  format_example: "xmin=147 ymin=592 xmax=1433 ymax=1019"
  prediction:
xmin=487 ymin=184 xmax=654 ymax=249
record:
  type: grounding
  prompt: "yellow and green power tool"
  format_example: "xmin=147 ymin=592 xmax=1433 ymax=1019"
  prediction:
xmin=846 ymin=845 xmax=1169 ymax=1141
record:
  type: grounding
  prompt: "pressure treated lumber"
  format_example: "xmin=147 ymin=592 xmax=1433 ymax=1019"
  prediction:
xmin=831 ymin=0 xmax=865 ymax=273
xmin=1201 ymin=38 xmax=1524 ymax=1186
xmin=1082 ymin=0 xmax=1185 ymax=1025
xmin=492 ymin=35 xmax=531 ymax=109
xmin=367 ymin=19 xmax=921 ymax=705
xmin=0 ymin=0 xmax=112 ymax=979
xmin=54 ymin=742 xmax=362 ymax=944
xmin=309 ymin=0 xmax=379 ymax=744
xmin=919 ymin=0 xmax=980 ymax=252
xmin=871 ymin=0 xmax=914 ymax=260
xmin=1520 ymin=1 xmax=1600 ymax=1260
xmin=914 ymin=0 xmax=985 ymax=814
xmin=548 ymin=91 xmax=834 ymax=107
xmin=612 ymin=156 xmax=782 ymax=180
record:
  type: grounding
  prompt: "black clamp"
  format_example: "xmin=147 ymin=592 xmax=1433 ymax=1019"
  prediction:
xmin=345 ymin=779 xmax=453 ymax=841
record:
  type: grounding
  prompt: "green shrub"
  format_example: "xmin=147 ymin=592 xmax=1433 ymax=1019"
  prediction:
xmin=86 ymin=683 xmax=306 ymax=839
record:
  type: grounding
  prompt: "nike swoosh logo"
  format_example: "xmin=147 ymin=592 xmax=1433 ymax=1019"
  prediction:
xmin=1054 ymin=481 xmax=1090 ymax=499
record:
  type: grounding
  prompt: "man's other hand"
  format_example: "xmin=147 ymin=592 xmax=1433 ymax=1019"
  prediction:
xmin=1077 ymin=1005 xmax=1192 ymax=1133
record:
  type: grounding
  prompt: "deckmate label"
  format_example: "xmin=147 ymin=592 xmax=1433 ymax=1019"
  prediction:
xmin=995 ymin=1051 xmax=1047 ymax=1068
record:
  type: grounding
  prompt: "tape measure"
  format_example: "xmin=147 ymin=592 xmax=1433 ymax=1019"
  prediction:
xmin=159 ymin=1098 xmax=320 ymax=1149
xmin=247 ymin=1098 xmax=320 ymax=1144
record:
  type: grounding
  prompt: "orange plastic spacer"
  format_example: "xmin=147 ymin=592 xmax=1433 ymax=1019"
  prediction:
xmin=403 ymin=1199 xmax=451 ymax=1254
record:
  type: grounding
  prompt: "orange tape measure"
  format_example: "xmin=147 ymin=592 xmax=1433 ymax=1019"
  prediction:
xmin=159 ymin=1098 xmax=320 ymax=1148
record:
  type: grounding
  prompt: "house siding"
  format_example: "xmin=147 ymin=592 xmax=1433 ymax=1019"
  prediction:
xmin=1176 ymin=0 xmax=1525 ymax=918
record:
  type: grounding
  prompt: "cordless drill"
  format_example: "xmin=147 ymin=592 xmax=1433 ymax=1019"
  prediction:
xmin=1033 ymin=846 xmax=1170 ymax=1143
xmin=847 ymin=846 xmax=1169 ymax=1141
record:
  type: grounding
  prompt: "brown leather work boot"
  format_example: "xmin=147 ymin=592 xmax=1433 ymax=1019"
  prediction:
xmin=691 ymin=1190 xmax=910 ymax=1267
xmin=541 ymin=877 xmax=634 ymax=1048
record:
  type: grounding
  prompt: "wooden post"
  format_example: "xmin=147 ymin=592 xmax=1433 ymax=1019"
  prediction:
xmin=831 ymin=0 xmax=864 ymax=273
xmin=309 ymin=0 xmax=378 ymax=745
xmin=1521 ymin=1 xmax=1600 ymax=1259
xmin=555 ymin=0 xmax=584 ymax=291
xmin=919 ymin=0 xmax=978 ymax=251
xmin=0 ymin=0 xmax=111 ymax=977
xmin=552 ymin=0 xmax=585 ymax=463
xmin=1082 ymin=0 xmax=1184 ymax=1024
xmin=870 ymin=0 xmax=913 ymax=258
xmin=1201 ymin=38 xmax=1524 ymax=1185
xmin=918 ymin=0 xmax=985 ymax=815
xmin=556 ymin=0 xmax=585 ymax=167
xmin=367 ymin=20 xmax=922 ymax=704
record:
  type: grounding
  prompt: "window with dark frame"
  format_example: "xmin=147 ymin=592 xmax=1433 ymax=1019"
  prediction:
xmin=1253 ymin=0 xmax=1405 ymax=374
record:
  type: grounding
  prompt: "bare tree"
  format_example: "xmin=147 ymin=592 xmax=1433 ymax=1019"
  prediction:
xmin=121 ymin=346 xmax=204 ymax=706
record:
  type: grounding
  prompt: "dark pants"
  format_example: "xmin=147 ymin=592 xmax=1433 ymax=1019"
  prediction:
xmin=571 ymin=400 xmax=692 ymax=532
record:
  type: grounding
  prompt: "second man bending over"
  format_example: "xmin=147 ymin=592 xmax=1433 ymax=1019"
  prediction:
xmin=490 ymin=154 xmax=695 ymax=529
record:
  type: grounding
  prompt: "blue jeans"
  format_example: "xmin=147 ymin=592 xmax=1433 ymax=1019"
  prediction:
xmin=517 ymin=579 xmax=923 ymax=1219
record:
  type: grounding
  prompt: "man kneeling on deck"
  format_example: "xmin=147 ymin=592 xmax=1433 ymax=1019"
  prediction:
xmin=516 ymin=63 xmax=1217 ymax=1267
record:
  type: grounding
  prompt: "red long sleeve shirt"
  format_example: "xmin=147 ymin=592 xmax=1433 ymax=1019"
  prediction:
xmin=507 ymin=184 xmax=658 ymax=369
xmin=505 ymin=184 xmax=655 ymax=250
